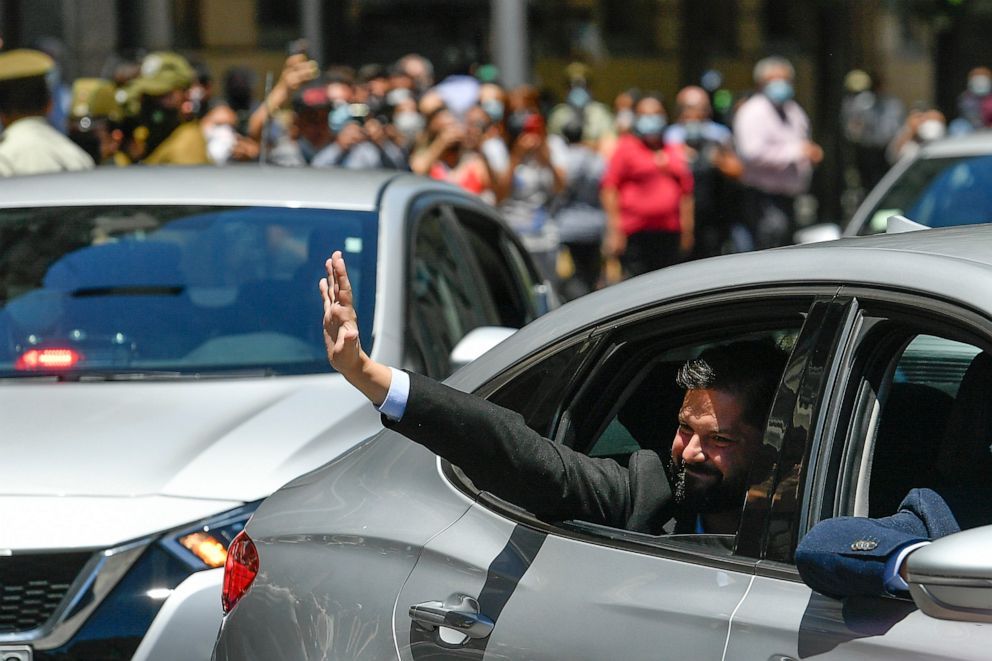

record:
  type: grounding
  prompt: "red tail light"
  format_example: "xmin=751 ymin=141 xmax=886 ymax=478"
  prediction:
xmin=15 ymin=348 xmax=82 ymax=370
xmin=222 ymin=530 xmax=258 ymax=613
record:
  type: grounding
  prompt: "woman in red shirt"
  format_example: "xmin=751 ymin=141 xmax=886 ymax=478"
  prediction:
xmin=601 ymin=94 xmax=694 ymax=278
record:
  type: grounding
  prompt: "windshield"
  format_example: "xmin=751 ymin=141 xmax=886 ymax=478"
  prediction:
xmin=0 ymin=205 xmax=377 ymax=378
xmin=857 ymin=154 xmax=992 ymax=235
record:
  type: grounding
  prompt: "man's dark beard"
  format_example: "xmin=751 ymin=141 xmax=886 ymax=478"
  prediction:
xmin=668 ymin=457 xmax=747 ymax=513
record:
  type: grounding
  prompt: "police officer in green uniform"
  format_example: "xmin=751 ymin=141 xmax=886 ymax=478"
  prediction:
xmin=126 ymin=51 xmax=211 ymax=165
xmin=68 ymin=78 xmax=128 ymax=166
xmin=0 ymin=49 xmax=95 ymax=176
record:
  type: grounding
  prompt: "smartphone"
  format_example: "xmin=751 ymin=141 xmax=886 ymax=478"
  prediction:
xmin=286 ymin=38 xmax=310 ymax=58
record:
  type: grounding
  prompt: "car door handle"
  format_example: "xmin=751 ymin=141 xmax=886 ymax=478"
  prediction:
xmin=409 ymin=594 xmax=494 ymax=639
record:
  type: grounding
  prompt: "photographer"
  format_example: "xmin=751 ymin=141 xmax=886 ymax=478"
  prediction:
xmin=312 ymin=101 xmax=391 ymax=169
xmin=409 ymin=106 xmax=492 ymax=196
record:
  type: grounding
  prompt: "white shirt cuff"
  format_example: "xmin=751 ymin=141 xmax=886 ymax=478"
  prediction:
xmin=375 ymin=367 xmax=409 ymax=421
xmin=884 ymin=541 xmax=930 ymax=594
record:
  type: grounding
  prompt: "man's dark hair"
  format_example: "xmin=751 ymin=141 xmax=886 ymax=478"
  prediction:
xmin=676 ymin=339 xmax=789 ymax=429
xmin=0 ymin=75 xmax=50 ymax=116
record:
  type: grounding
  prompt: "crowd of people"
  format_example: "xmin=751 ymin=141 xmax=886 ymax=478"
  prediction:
xmin=3 ymin=42 xmax=987 ymax=300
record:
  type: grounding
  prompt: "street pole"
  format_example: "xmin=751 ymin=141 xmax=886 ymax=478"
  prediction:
xmin=491 ymin=0 xmax=528 ymax=87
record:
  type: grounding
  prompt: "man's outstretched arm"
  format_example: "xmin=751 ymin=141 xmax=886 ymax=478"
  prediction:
xmin=317 ymin=252 xmax=652 ymax=529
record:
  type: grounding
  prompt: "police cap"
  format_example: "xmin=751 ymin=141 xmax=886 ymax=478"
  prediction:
xmin=133 ymin=51 xmax=195 ymax=96
xmin=70 ymin=78 xmax=122 ymax=122
xmin=0 ymin=49 xmax=54 ymax=82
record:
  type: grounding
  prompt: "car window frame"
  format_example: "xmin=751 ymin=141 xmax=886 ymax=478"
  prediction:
xmin=403 ymin=199 xmax=499 ymax=378
xmin=441 ymin=285 xmax=847 ymax=572
xmin=446 ymin=202 xmax=544 ymax=327
xmin=799 ymin=289 xmax=992 ymax=539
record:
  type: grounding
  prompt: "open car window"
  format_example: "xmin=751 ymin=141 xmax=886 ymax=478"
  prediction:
xmin=841 ymin=332 xmax=991 ymax=525
xmin=476 ymin=296 xmax=831 ymax=561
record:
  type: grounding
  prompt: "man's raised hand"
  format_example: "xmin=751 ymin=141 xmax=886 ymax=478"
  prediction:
xmin=318 ymin=251 xmax=393 ymax=406
xmin=320 ymin=251 xmax=363 ymax=376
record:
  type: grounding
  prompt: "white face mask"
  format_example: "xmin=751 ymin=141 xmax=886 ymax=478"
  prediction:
xmin=615 ymin=109 xmax=635 ymax=131
xmin=205 ymin=123 xmax=237 ymax=165
xmin=917 ymin=119 xmax=946 ymax=142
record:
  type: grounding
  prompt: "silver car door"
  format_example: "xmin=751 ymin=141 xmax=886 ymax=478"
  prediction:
xmin=393 ymin=501 xmax=753 ymax=661
xmin=726 ymin=294 xmax=992 ymax=659
xmin=392 ymin=294 xmax=840 ymax=660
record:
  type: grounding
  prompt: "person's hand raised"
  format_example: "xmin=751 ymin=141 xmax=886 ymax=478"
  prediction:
xmin=319 ymin=251 xmax=363 ymax=377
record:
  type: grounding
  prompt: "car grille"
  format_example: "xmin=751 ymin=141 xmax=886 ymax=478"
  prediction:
xmin=0 ymin=552 xmax=93 ymax=634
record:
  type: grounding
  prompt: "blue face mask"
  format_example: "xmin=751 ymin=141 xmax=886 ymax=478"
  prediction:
xmin=567 ymin=86 xmax=592 ymax=108
xmin=764 ymin=79 xmax=794 ymax=105
xmin=481 ymin=99 xmax=504 ymax=122
xmin=633 ymin=113 xmax=667 ymax=138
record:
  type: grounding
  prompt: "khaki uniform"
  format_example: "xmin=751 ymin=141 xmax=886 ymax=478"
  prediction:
xmin=0 ymin=116 xmax=94 ymax=176
xmin=142 ymin=121 xmax=211 ymax=165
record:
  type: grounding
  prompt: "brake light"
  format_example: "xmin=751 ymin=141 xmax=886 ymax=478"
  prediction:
xmin=15 ymin=348 xmax=82 ymax=370
xmin=222 ymin=530 xmax=258 ymax=613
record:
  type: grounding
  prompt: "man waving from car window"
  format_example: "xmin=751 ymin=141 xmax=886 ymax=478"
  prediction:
xmin=320 ymin=250 xmax=788 ymax=536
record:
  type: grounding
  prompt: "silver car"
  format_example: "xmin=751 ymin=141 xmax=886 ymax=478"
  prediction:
xmin=0 ymin=167 xmax=550 ymax=661
xmin=845 ymin=132 xmax=992 ymax=236
xmin=215 ymin=224 xmax=992 ymax=660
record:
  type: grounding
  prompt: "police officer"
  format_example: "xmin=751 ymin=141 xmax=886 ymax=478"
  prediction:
xmin=0 ymin=49 xmax=94 ymax=176
xmin=126 ymin=51 xmax=210 ymax=165
xmin=68 ymin=78 xmax=128 ymax=166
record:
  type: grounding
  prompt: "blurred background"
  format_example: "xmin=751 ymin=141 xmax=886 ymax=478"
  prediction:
xmin=1 ymin=0 xmax=990 ymax=224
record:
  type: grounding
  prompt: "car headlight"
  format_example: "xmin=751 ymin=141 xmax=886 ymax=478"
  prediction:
xmin=161 ymin=502 xmax=260 ymax=570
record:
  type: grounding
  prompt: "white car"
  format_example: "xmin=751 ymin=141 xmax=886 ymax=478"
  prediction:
xmin=0 ymin=167 xmax=552 ymax=661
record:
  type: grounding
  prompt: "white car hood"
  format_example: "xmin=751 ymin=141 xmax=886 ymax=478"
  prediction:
xmin=0 ymin=374 xmax=382 ymax=547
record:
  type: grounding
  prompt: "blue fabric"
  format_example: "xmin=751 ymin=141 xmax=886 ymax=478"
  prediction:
xmin=795 ymin=488 xmax=961 ymax=598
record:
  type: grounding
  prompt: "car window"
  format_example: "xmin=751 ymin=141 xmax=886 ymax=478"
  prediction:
xmin=450 ymin=205 xmax=540 ymax=328
xmin=0 ymin=205 xmax=377 ymax=377
xmin=475 ymin=299 xmax=817 ymax=560
xmin=846 ymin=333 xmax=987 ymax=521
xmin=406 ymin=206 xmax=495 ymax=377
xmin=859 ymin=155 xmax=992 ymax=234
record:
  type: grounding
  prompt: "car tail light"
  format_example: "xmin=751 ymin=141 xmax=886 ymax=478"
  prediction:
xmin=15 ymin=348 xmax=82 ymax=370
xmin=222 ymin=530 xmax=258 ymax=613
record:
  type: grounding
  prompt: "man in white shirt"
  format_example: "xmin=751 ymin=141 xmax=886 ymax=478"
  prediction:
xmin=0 ymin=49 xmax=94 ymax=176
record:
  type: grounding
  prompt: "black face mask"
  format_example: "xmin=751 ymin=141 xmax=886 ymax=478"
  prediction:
xmin=69 ymin=128 xmax=102 ymax=163
xmin=140 ymin=102 xmax=181 ymax=156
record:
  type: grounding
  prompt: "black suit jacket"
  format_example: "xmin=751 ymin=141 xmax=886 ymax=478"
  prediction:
xmin=383 ymin=372 xmax=679 ymax=534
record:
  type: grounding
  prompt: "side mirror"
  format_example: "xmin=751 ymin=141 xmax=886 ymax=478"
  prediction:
xmin=449 ymin=326 xmax=517 ymax=372
xmin=907 ymin=525 xmax=992 ymax=622
xmin=793 ymin=223 xmax=842 ymax=244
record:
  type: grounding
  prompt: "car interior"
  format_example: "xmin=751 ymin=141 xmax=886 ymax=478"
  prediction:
xmin=866 ymin=336 xmax=992 ymax=524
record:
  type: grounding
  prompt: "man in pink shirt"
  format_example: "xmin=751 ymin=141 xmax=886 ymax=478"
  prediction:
xmin=733 ymin=56 xmax=823 ymax=249
xmin=601 ymin=94 xmax=694 ymax=278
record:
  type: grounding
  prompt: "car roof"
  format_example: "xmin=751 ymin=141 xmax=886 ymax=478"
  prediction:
xmin=0 ymin=166 xmax=407 ymax=211
xmin=455 ymin=224 xmax=992 ymax=389
xmin=916 ymin=132 xmax=992 ymax=159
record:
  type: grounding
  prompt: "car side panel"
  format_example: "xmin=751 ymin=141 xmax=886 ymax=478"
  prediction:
xmin=726 ymin=575 xmax=992 ymax=660
xmin=395 ymin=502 xmax=752 ymax=661
xmin=213 ymin=432 xmax=476 ymax=661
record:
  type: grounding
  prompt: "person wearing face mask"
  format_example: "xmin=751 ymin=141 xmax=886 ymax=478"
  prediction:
xmin=127 ymin=51 xmax=211 ymax=165
xmin=887 ymin=105 xmax=947 ymax=163
xmin=548 ymin=63 xmax=616 ymax=157
xmin=666 ymin=86 xmax=743 ymax=259
xmin=601 ymin=94 xmax=694 ymax=279
xmin=733 ymin=56 xmax=822 ymax=250
xmin=950 ymin=66 xmax=992 ymax=136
